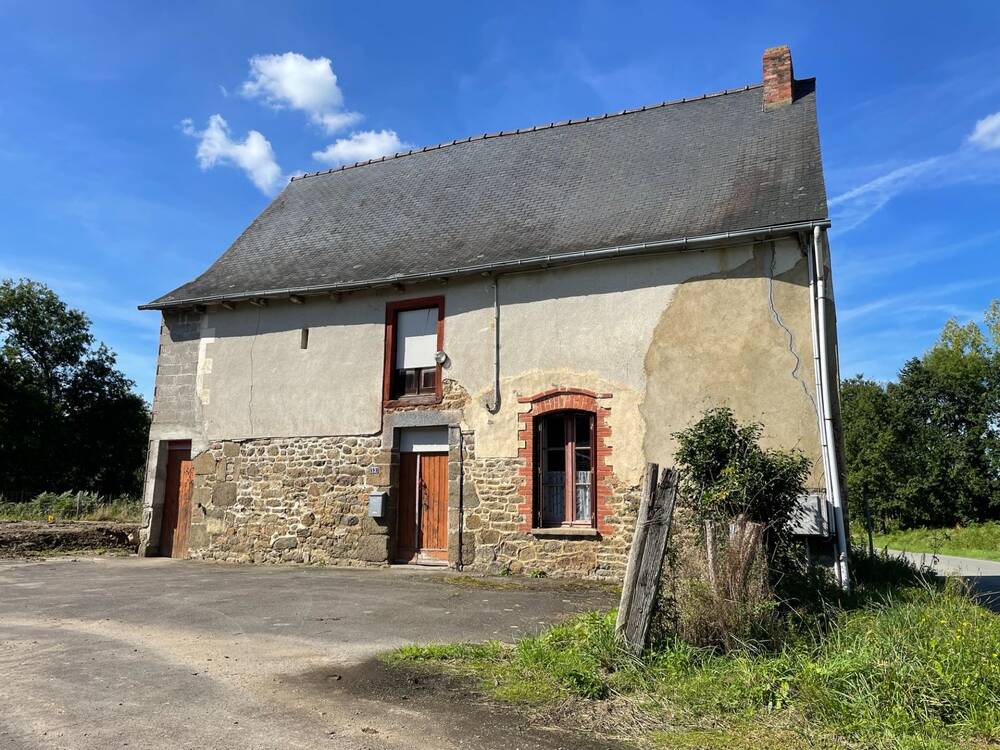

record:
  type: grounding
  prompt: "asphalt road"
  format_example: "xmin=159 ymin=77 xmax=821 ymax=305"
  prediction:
xmin=897 ymin=549 xmax=1000 ymax=610
xmin=0 ymin=557 xmax=619 ymax=750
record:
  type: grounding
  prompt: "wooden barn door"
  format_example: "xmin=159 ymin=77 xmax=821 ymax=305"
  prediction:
xmin=396 ymin=452 xmax=448 ymax=563
xmin=159 ymin=443 xmax=194 ymax=558
xmin=418 ymin=453 xmax=448 ymax=560
xmin=396 ymin=453 xmax=420 ymax=561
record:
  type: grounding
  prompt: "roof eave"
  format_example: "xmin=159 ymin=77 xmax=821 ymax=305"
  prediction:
xmin=138 ymin=218 xmax=830 ymax=311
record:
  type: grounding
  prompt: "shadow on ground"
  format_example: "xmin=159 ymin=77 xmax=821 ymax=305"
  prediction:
xmin=963 ymin=574 xmax=1000 ymax=612
xmin=295 ymin=659 xmax=634 ymax=750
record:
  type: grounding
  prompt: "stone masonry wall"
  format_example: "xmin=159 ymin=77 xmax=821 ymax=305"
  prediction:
xmin=460 ymin=431 xmax=640 ymax=580
xmin=176 ymin=380 xmax=638 ymax=578
xmin=383 ymin=378 xmax=470 ymax=414
xmin=186 ymin=435 xmax=395 ymax=566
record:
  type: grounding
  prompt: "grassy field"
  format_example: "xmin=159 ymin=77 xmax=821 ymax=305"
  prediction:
xmin=0 ymin=492 xmax=141 ymax=523
xmin=871 ymin=522 xmax=1000 ymax=562
xmin=386 ymin=579 xmax=1000 ymax=749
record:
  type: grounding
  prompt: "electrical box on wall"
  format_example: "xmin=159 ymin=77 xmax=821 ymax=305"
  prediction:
xmin=368 ymin=490 xmax=388 ymax=519
xmin=789 ymin=493 xmax=831 ymax=536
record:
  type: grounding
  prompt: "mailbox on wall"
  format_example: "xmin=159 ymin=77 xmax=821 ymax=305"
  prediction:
xmin=368 ymin=490 xmax=389 ymax=519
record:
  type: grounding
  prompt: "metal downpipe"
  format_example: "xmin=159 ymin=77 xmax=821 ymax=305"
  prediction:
xmin=487 ymin=277 xmax=501 ymax=414
xmin=805 ymin=233 xmax=835 ymax=573
xmin=812 ymin=225 xmax=851 ymax=590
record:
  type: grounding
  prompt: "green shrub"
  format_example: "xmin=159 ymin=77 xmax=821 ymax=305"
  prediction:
xmin=672 ymin=407 xmax=810 ymax=541
xmin=668 ymin=408 xmax=815 ymax=651
xmin=849 ymin=546 xmax=927 ymax=594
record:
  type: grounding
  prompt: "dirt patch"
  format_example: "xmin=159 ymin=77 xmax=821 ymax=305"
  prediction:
xmin=293 ymin=658 xmax=636 ymax=750
xmin=0 ymin=521 xmax=139 ymax=558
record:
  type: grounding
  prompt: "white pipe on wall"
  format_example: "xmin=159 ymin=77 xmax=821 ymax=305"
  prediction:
xmin=805 ymin=232 xmax=835 ymax=559
xmin=487 ymin=277 xmax=501 ymax=414
xmin=812 ymin=225 xmax=851 ymax=590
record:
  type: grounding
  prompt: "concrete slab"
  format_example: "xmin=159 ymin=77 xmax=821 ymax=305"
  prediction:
xmin=0 ymin=557 xmax=619 ymax=750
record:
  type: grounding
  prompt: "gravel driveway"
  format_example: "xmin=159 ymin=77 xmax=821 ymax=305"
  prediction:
xmin=0 ymin=557 xmax=619 ymax=750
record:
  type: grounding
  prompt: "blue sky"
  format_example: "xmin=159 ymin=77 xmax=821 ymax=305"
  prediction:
xmin=2 ymin=1 xmax=998 ymax=401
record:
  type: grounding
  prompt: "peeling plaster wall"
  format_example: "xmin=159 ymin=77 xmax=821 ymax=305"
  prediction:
xmin=171 ymin=242 xmax=777 ymax=480
xmin=198 ymin=297 xmax=386 ymax=438
xmin=141 ymin=237 xmax=828 ymax=565
xmin=641 ymin=242 xmax=826 ymax=488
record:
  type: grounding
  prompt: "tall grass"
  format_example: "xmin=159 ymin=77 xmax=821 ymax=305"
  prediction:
xmin=799 ymin=584 xmax=1000 ymax=743
xmin=388 ymin=579 xmax=1000 ymax=748
xmin=0 ymin=492 xmax=141 ymax=522
xmin=871 ymin=522 xmax=1000 ymax=562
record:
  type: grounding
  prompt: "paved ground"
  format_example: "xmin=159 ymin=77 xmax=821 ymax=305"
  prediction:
xmin=0 ymin=557 xmax=620 ymax=750
xmin=897 ymin=549 xmax=1000 ymax=609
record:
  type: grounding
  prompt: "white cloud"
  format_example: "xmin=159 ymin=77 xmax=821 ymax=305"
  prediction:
xmin=969 ymin=111 xmax=1000 ymax=150
xmin=838 ymin=277 xmax=1000 ymax=323
xmin=829 ymin=111 xmax=1000 ymax=233
xmin=828 ymin=157 xmax=942 ymax=232
xmin=312 ymin=129 xmax=408 ymax=167
xmin=315 ymin=111 xmax=363 ymax=133
xmin=181 ymin=115 xmax=284 ymax=195
xmin=183 ymin=51 xmax=409 ymax=192
xmin=241 ymin=52 xmax=361 ymax=134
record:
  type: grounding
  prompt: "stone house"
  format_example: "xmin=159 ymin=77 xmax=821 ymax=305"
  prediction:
xmin=138 ymin=46 xmax=850 ymax=583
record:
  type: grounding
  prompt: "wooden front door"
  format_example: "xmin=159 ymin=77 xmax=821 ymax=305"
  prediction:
xmin=396 ymin=452 xmax=448 ymax=563
xmin=159 ymin=444 xmax=194 ymax=558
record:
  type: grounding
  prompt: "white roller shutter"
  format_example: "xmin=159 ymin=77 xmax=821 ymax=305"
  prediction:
xmin=395 ymin=308 xmax=437 ymax=369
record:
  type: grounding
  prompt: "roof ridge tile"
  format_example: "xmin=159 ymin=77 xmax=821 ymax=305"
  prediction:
xmin=289 ymin=82 xmax=766 ymax=183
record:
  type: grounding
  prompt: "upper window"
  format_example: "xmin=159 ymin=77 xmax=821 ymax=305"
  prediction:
xmin=384 ymin=297 xmax=444 ymax=403
xmin=536 ymin=411 xmax=595 ymax=527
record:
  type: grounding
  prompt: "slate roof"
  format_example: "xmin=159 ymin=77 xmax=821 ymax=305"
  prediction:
xmin=144 ymin=79 xmax=828 ymax=309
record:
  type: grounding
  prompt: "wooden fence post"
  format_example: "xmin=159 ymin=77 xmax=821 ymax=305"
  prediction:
xmin=615 ymin=463 xmax=657 ymax=635
xmin=616 ymin=465 xmax=679 ymax=654
xmin=705 ymin=520 xmax=717 ymax=593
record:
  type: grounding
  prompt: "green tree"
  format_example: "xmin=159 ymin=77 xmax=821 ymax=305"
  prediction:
xmin=0 ymin=279 xmax=92 ymax=404
xmin=0 ymin=279 xmax=149 ymax=499
xmin=840 ymin=376 xmax=906 ymax=528
xmin=841 ymin=300 xmax=1000 ymax=528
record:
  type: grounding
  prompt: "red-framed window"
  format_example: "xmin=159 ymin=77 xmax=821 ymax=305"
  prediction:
xmin=535 ymin=410 xmax=596 ymax=527
xmin=382 ymin=296 xmax=445 ymax=406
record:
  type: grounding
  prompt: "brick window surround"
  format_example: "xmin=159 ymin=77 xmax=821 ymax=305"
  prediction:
xmin=516 ymin=388 xmax=613 ymax=535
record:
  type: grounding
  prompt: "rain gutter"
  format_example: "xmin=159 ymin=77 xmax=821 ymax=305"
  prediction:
xmin=138 ymin=220 xmax=831 ymax=311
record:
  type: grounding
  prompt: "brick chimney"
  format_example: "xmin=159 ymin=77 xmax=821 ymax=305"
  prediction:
xmin=762 ymin=46 xmax=794 ymax=110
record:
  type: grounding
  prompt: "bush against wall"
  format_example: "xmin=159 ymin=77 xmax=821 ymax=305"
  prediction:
xmin=0 ymin=278 xmax=150 ymax=500
xmin=672 ymin=407 xmax=810 ymax=547
xmin=667 ymin=408 xmax=812 ymax=650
